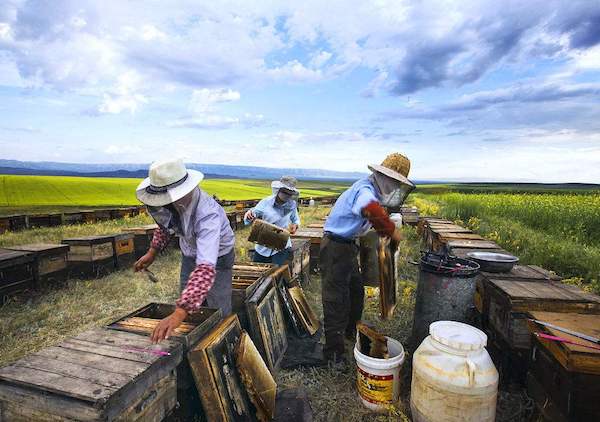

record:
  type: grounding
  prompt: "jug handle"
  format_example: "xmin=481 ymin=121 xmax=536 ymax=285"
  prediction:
xmin=466 ymin=359 xmax=477 ymax=387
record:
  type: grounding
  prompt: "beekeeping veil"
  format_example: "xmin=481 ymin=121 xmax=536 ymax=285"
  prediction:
xmin=368 ymin=153 xmax=415 ymax=208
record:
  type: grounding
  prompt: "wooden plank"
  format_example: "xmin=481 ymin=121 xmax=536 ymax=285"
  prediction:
xmin=529 ymin=311 xmax=600 ymax=375
xmin=13 ymin=354 xmax=133 ymax=389
xmin=35 ymin=346 xmax=147 ymax=377
xmin=446 ymin=239 xmax=499 ymax=249
xmin=491 ymin=279 xmax=594 ymax=302
xmin=0 ymin=363 xmax=117 ymax=403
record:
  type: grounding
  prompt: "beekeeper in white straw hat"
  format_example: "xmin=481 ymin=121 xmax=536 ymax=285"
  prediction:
xmin=134 ymin=158 xmax=235 ymax=343
xmin=244 ymin=176 xmax=301 ymax=265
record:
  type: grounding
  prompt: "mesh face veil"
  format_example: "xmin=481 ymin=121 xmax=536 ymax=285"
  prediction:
xmin=147 ymin=187 xmax=200 ymax=235
xmin=371 ymin=173 xmax=413 ymax=208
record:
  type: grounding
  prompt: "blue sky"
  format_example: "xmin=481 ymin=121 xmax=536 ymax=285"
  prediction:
xmin=1 ymin=0 xmax=599 ymax=182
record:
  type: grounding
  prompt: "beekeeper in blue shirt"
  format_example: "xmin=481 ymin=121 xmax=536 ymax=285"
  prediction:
xmin=244 ymin=176 xmax=301 ymax=265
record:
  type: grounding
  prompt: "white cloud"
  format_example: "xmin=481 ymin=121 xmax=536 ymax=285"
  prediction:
xmin=189 ymin=88 xmax=240 ymax=114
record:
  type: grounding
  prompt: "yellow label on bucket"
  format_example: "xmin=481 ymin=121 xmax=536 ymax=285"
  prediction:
xmin=357 ymin=367 xmax=394 ymax=404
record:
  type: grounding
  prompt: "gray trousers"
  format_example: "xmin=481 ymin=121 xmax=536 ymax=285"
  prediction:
xmin=180 ymin=248 xmax=235 ymax=316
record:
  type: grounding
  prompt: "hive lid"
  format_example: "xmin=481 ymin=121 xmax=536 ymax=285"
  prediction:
xmin=430 ymin=321 xmax=487 ymax=351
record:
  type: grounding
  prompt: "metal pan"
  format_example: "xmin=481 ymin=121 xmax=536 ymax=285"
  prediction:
xmin=466 ymin=251 xmax=519 ymax=273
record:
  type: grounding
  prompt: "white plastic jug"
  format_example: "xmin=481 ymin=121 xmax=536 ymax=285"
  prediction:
xmin=411 ymin=321 xmax=498 ymax=422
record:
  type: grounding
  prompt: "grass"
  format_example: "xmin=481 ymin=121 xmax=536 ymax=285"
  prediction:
xmin=409 ymin=187 xmax=600 ymax=294
xmin=0 ymin=174 xmax=348 ymax=212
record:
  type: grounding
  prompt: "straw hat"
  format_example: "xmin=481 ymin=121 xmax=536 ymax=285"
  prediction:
xmin=136 ymin=158 xmax=204 ymax=207
xmin=368 ymin=153 xmax=413 ymax=185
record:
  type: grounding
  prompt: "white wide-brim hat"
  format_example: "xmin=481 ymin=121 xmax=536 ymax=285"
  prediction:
xmin=136 ymin=158 xmax=204 ymax=207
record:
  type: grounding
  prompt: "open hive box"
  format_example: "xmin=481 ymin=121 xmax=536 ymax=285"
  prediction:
xmin=0 ymin=328 xmax=182 ymax=421
xmin=232 ymin=263 xmax=277 ymax=329
xmin=527 ymin=312 xmax=600 ymax=422
xmin=0 ymin=248 xmax=35 ymax=302
xmin=107 ymin=302 xmax=222 ymax=352
xmin=61 ymin=235 xmax=116 ymax=279
xmin=6 ymin=244 xmax=69 ymax=288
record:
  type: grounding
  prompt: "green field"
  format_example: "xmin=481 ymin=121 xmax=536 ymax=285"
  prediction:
xmin=0 ymin=174 xmax=348 ymax=214
xmin=409 ymin=185 xmax=600 ymax=293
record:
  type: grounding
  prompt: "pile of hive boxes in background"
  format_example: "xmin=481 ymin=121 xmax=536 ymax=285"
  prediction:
xmin=419 ymin=216 xmax=600 ymax=421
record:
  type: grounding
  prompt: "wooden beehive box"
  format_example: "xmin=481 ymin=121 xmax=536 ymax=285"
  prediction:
xmin=246 ymin=267 xmax=288 ymax=372
xmin=232 ymin=274 xmax=267 ymax=330
xmin=433 ymin=232 xmax=484 ymax=252
xmin=487 ymin=280 xmax=600 ymax=350
xmin=107 ymin=302 xmax=222 ymax=351
xmin=0 ymin=328 xmax=182 ymax=422
xmin=474 ymin=265 xmax=562 ymax=320
xmin=122 ymin=224 xmax=158 ymax=259
xmin=80 ymin=210 xmax=97 ymax=224
xmin=289 ymin=238 xmax=311 ymax=284
xmin=188 ymin=315 xmax=258 ymax=422
xmin=62 ymin=211 xmax=85 ymax=225
xmin=527 ymin=312 xmax=600 ymax=421
xmin=0 ymin=217 xmax=10 ymax=234
xmin=62 ymin=235 xmax=115 ymax=279
xmin=93 ymin=209 xmax=112 ymax=221
xmin=109 ymin=233 xmax=136 ymax=270
xmin=6 ymin=244 xmax=69 ymax=288
xmin=27 ymin=213 xmax=62 ymax=228
xmin=0 ymin=249 xmax=35 ymax=302
xmin=291 ymin=228 xmax=324 ymax=273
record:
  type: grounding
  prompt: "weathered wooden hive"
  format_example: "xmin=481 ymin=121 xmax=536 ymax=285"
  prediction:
xmin=109 ymin=233 xmax=136 ymax=270
xmin=0 ymin=248 xmax=35 ymax=302
xmin=289 ymin=238 xmax=311 ymax=284
xmin=291 ymin=227 xmax=324 ymax=273
xmin=62 ymin=235 xmax=115 ymax=278
xmin=231 ymin=263 xmax=276 ymax=329
xmin=121 ymin=224 xmax=158 ymax=259
xmin=486 ymin=279 xmax=600 ymax=351
xmin=27 ymin=213 xmax=62 ymax=228
xmin=6 ymin=244 xmax=70 ymax=288
xmin=527 ymin=312 xmax=600 ymax=422
xmin=0 ymin=328 xmax=182 ymax=421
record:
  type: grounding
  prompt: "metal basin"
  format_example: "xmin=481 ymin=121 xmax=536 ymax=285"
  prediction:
xmin=466 ymin=251 xmax=519 ymax=273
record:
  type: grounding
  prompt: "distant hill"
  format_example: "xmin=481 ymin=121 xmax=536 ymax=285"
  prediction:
xmin=0 ymin=160 xmax=367 ymax=181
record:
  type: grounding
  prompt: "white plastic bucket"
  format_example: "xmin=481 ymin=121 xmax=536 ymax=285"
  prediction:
xmin=354 ymin=336 xmax=405 ymax=412
xmin=389 ymin=213 xmax=403 ymax=227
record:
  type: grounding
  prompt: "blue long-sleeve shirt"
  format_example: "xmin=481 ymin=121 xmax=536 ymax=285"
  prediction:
xmin=244 ymin=195 xmax=300 ymax=257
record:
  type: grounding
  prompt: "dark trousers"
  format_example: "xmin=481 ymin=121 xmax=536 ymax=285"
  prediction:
xmin=253 ymin=248 xmax=291 ymax=266
xmin=320 ymin=236 xmax=364 ymax=360
xmin=180 ymin=248 xmax=235 ymax=316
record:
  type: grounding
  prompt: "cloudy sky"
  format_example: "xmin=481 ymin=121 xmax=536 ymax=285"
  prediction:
xmin=1 ymin=0 xmax=599 ymax=182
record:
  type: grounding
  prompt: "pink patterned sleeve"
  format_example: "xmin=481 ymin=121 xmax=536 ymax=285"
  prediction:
xmin=176 ymin=264 xmax=216 ymax=313
xmin=150 ymin=226 xmax=171 ymax=251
